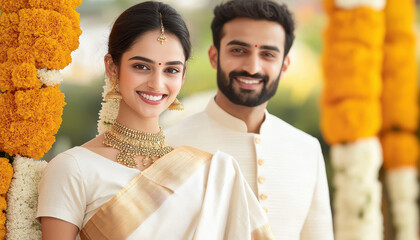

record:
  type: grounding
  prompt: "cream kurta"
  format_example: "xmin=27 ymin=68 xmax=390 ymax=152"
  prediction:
xmin=37 ymin=146 xmax=273 ymax=240
xmin=165 ymin=99 xmax=334 ymax=240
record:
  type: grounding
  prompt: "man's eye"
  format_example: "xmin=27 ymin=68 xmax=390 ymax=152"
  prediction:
xmin=133 ymin=64 xmax=148 ymax=70
xmin=262 ymin=52 xmax=275 ymax=58
xmin=231 ymin=48 xmax=245 ymax=54
xmin=166 ymin=67 xmax=180 ymax=74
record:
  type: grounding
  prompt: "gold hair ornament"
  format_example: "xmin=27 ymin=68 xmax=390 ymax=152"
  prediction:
xmin=157 ymin=12 xmax=167 ymax=44
xmin=103 ymin=121 xmax=174 ymax=168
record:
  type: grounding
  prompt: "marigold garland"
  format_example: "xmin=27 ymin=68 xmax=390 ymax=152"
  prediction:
xmin=0 ymin=87 xmax=65 ymax=159
xmin=0 ymin=158 xmax=13 ymax=240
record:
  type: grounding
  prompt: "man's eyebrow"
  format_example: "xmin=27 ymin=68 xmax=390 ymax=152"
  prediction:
xmin=226 ymin=40 xmax=251 ymax=48
xmin=260 ymin=45 xmax=280 ymax=52
xmin=166 ymin=61 xmax=184 ymax=66
xmin=128 ymin=56 xmax=154 ymax=63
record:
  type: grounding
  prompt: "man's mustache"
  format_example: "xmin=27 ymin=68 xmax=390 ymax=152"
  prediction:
xmin=229 ymin=71 xmax=269 ymax=83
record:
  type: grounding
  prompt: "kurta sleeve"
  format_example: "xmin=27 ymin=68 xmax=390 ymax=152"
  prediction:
xmin=36 ymin=152 xmax=86 ymax=230
xmin=300 ymin=141 xmax=334 ymax=240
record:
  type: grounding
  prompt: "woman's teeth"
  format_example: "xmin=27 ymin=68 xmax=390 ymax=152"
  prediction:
xmin=140 ymin=93 xmax=163 ymax=101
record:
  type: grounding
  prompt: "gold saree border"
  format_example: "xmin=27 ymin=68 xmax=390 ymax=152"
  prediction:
xmin=80 ymin=146 xmax=212 ymax=240
xmin=251 ymin=223 xmax=275 ymax=240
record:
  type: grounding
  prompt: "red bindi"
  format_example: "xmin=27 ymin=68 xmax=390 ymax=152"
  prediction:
xmin=255 ymin=44 xmax=258 ymax=47
xmin=158 ymin=62 xmax=162 ymax=65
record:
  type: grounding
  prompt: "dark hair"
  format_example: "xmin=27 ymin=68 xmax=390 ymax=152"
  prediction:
xmin=108 ymin=1 xmax=191 ymax=66
xmin=211 ymin=0 xmax=295 ymax=56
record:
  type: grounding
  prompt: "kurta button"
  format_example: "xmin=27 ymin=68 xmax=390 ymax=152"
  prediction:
xmin=258 ymin=159 xmax=264 ymax=166
xmin=254 ymin=137 xmax=261 ymax=144
xmin=258 ymin=176 xmax=265 ymax=184
xmin=260 ymin=194 xmax=267 ymax=200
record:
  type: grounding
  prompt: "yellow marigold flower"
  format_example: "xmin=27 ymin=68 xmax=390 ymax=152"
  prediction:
xmin=0 ymin=62 xmax=13 ymax=92
xmin=321 ymin=99 xmax=381 ymax=144
xmin=0 ymin=158 xmax=13 ymax=195
xmin=7 ymin=46 xmax=35 ymax=65
xmin=33 ymin=38 xmax=72 ymax=70
xmin=325 ymin=8 xmax=385 ymax=48
xmin=0 ymin=0 xmax=28 ymax=13
xmin=18 ymin=9 xmax=73 ymax=40
xmin=57 ymin=6 xmax=81 ymax=29
xmin=322 ymin=43 xmax=382 ymax=103
xmin=0 ymin=87 xmax=65 ymax=158
xmin=28 ymin=0 xmax=82 ymax=11
xmin=0 ymin=196 xmax=6 ymax=225
xmin=0 ymin=224 xmax=5 ymax=239
xmin=11 ymin=63 xmax=41 ymax=90
xmin=381 ymin=131 xmax=419 ymax=170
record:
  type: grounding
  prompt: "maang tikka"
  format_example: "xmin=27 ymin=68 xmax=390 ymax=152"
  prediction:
xmin=157 ymin=12 xmax=167 ymax=44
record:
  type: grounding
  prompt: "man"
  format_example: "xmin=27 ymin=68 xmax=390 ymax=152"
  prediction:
xmin=165 ymin=0 xmax=334 ymax=239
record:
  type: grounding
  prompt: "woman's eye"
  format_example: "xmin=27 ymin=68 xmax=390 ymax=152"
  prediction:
xmin=166 ymin=67 xmax=180 ymax=74
xmin=133 ymin=64 xmax=149 ymax=70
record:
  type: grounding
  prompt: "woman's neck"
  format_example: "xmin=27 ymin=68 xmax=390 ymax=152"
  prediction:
xmin=115 ymin=105 xmax=161 ymax=133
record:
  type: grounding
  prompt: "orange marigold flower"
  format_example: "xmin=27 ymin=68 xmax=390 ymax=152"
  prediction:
xmin=325 ymin=7 xmax=385 ymax=48
xmin=0 ymin=158 xmax=13 ymax=195
xmin=0 ymin=196 xmax=6 ymax=226
xmin=0 ymin=62 xmax=13 ymax=92
xmin=7 ymin=46 xmax=35 ymax=65
xmin=0 ymin=224 xmax=5 ymax=239
xmin=322 ymin=43 xmax=382 ymax=103
xmin=381 ymin=131 xmax=419 ymax=170
xmin=321 ymin=99 xmax=381 ymax=144
xmin=1 ymin=87 xmax=65 ymax=158
xmin=11 ymin=63 xmax=41 ymax=90
xmin=0 ymin=0 xmax=28 ymax=13
xmin=28 ymin=0 xmax=82 ymax=11
xmin=33 ymin=37 xmax=72 ymax=70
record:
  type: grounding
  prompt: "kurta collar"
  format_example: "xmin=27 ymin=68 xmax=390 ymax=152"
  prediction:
xmin=205 ymin=98 xmax=270 ymax=133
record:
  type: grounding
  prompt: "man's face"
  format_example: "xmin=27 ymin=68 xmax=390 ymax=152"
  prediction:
xmin=209 ymin=17 xmax=290 ymax=107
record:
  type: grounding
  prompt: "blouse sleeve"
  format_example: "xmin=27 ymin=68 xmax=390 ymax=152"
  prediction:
xmin=36 ymin=152 xmax=86 ymax=230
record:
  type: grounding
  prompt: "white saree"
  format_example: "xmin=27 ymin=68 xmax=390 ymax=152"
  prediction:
xmin=37 ymin=146 xmax=274 ymax=240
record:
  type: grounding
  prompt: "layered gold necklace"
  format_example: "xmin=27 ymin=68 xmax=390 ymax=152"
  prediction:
xmin=103 ymin=121 xmax=173 ymax=168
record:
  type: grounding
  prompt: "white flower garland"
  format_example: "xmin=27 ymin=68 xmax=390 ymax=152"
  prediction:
xmin=335 ymin=0 xmax=386 ymax=10
xmin=386 ymin=167 xmax=419 ymax=240
xmin=6 ymin=155 xmax=47 ymax=240
xmin=37 ymin=68 xmax=63 ymax=86
xmin=331 ymin=137 xmax=383 ymax=240
xmin=97 ymin=77 xmax=120 ymax=135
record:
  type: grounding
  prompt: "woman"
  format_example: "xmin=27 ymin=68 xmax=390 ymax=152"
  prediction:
xmin=37 ymin=2 xmax=274 ymax=239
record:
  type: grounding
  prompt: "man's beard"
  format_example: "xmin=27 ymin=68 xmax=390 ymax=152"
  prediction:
xmin=216 ymin=62 xmax=282 ymax=107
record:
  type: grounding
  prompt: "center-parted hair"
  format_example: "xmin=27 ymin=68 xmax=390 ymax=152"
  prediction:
xmin=108 ymin=1 xmax=191 ymax=66
xmin=211 ymin=0 xmax=295 ymax=57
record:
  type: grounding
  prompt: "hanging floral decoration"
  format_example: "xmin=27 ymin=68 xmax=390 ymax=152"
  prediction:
xmin=0 ymin=0 xmax=82 ymax=238
xmin=321 ymin=0 xmax=385 ymax=239
xmin=97 ymin=77 xmax=120 ymax=135
xmin=381 ymin=0 xmax=419 ymax=239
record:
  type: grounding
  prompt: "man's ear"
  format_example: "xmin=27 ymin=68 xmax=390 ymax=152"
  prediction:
xmin=208 ymin=45 xmax=218 ymax=70
xmin=280 ymin=55 xmax=291 ymax=79
xmin=104 ymin=54 xmax=118 ymax=78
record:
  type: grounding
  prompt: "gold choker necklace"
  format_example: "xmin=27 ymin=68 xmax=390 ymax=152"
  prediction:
xmin=103 ymin=121 xmax=173 ymax=168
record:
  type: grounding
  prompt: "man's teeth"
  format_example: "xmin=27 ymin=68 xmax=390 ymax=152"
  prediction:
xmin=237 ymin=78 xmax=260 ymax=84
xmin=140 ymin=93 xmax=163 ymax=101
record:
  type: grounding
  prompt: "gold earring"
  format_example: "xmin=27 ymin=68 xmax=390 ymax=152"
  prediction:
xmin=168 ymin=98 xmax=183 ymax=111
xmin=105 ymin=77 xmax=122 ymax=100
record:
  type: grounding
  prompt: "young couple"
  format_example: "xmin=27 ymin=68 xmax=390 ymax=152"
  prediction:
xmin=37 ymin=1 xmax=334 ymax=239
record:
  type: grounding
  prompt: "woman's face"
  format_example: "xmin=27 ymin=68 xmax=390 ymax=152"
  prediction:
xmin=112 ymin=30 xmax=185 ymax=121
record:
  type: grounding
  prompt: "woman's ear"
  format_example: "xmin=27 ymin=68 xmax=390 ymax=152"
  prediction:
xmin=104 ymin=54 xmax=118 ymax=78
xmin=181 ymin=66 xmax=187 ymax=86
